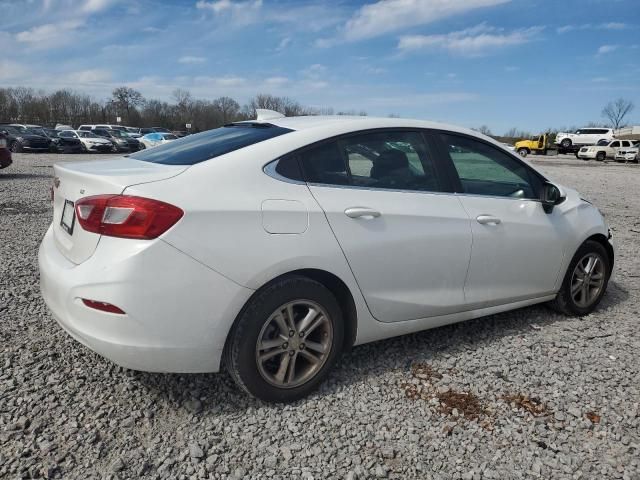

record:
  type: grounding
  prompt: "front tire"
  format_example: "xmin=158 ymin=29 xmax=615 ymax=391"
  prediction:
xmin=596 ymin=151 xmax=606 ymax=162
xmin=517 ymin=148 xmax=528 ymax=157
xmin=549 ymin=240 xmax=610 ymax=316
xmin=560 ymin=138 xmax=572 ymax=149
xmin=10 ymin=142 xmax=22 ymax=153
xmin=225 ymin=276 xmax=344 ymax=402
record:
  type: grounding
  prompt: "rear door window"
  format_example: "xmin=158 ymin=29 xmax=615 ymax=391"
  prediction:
xmin=129 ymin=124 xmax=292 ymax=165
xmin=298 ymin=130 xmax=444 ymax=192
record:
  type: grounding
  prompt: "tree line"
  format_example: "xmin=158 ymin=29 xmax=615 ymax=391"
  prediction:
xmin=0 ymin=85 xmax=634 ymax=138
xmin=0 ymin=86 xmax=366 ymax=132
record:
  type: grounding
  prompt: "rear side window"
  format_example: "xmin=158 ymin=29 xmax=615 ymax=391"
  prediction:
xmin=129 ymin=124 xmax=292 ymax=165
xmin=298 ymin=130 xmax=443 ymax=192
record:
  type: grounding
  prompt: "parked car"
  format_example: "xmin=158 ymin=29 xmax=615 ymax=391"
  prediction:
xmin=555 ymin=128 xmax=614 ymax=149
xmin=93 ymin=128 xmax=143 ymax=152
xmin=55 ymin=124 xmax=73 ymax=131
xmin=31 ymin=127 xmax=83 ymax=153
xmin=138 ymin=132 xmax=178 ymax=149
xmin=577 ymin=139 xmax=637 ymax=161
xmin=78 ymin=124 xmax=116 ymax=132
xmin=614 ymin=143 xmax=639 ymax=163
xmin=39 ymin=114 xmax=614 ymax=402
xmin=0 ymin=131 xmax=12 ymax=169
xmin=58 ymin=130 xmax=114 ymax=152
xmin=124 ymin=127 xmax=142 ymax=138
xmin=0 ymin=125 xmax=51 ymax=152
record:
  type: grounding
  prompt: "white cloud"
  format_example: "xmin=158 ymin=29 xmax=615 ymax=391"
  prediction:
xmin=557 ymin=22 xmax=628 ymax=34
xmin=276 ymin=37 xmax=291 ymax=51
xmin=398 ymin=24 xmax=542 ymax=56
xmin=82 ymin=0 xmax=116 ymax=13
xmin=178 ymin=55 xmax=206 ymax=64
xmin=196 ymin=0 xmax=263 ymax=24
xmin=340 ymin=0 xmax=510 ymax=42
xmin=0 ymin=60 xmax=30 ymax=81
xmin=193 ymin=75 xmax=246 ymax=87
xmin=300 ymin=64 xmax=327 ymax=79
xmin=15 ymin=20 xmax=82 ymax=47
xmin=597 ymin=44 xmax=619 ymax=54
xmin=264 ymin=76 xmax=289 ymax=86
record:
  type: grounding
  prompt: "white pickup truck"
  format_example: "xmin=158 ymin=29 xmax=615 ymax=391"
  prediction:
xmin=555 ymin=127 xmax=614 ymax=148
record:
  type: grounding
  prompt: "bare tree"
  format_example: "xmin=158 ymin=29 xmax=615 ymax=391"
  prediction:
xmin=474 ymin=125 xmax=493 ymax=136
xmin=601 ymin=98 xmax=634 ymax=129
xmin=213 ymin=96 xmax=240 ymax=124
xmin=111 ymin=86 xmax=145 ymax=123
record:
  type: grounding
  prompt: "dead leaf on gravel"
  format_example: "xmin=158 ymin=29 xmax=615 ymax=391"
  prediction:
xmin=410 ymin=362 xmax=442 ymax=382
xmin=585 ymin=411 xmax=601 ymax=424
xmin=437 ymin=389 xmax=487 ymax=419
xmin=502 ymin=393 xmax=551 ymax=417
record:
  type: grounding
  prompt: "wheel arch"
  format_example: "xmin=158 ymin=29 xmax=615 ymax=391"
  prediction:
xmin=585 ymin=233 xmax=614 ymax=275
xmin=226 ymin=268 xmax=358 ymax=356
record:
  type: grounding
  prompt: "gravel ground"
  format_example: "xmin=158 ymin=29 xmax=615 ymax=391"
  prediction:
xmin=1 ymin=153 xmax=638 ymax=480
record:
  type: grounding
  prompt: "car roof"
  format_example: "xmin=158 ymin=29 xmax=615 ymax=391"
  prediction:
xmin=237 ymin=115 xmax=498 ymax=149
xmin=252 ymin=115 xmax=480 ymax=137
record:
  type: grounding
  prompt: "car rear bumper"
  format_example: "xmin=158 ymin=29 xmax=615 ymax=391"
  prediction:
xmin=38 ymin=225 xmax=253 ymax=373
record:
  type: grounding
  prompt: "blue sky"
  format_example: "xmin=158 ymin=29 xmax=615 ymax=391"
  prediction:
xmin=1 ymin=0 xmax=639 ymax=133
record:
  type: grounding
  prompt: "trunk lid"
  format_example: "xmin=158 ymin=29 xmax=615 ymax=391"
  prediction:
xmin=52 ymin=157 xmax=188 ymax=264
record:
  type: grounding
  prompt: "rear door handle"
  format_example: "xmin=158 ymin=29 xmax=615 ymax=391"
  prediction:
xmin=345 ymin=207 xmax=381 ymax=219
xmin=476 ymin=214 xmax=502 ymax=225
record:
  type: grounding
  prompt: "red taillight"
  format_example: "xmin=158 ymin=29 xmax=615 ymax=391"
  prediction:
xmin=75 ymin=195 xmax=183 ymax=239
xmin=81 ymin=299 xmax=126 ymax=314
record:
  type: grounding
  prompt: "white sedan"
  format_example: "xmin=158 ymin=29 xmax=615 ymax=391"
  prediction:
xmin=138 ymin=132 xmax=178 ymax=149
xmin=58 ymin=130 xmax=114 ymax=152
xmin=39 ymin=112 xmax=614 ymax=402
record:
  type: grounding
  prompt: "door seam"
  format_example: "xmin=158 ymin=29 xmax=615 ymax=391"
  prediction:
xmin=303 ymin=184 xmax=380 ymax=321
xmin=454 ymin=194 xmax=474 ymax=303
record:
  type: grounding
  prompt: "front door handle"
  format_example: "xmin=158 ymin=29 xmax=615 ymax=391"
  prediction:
xmin=345 ymin=207 xmax=381 ymax=219
xmin=476 ymin=214 xmax=502 ymax=225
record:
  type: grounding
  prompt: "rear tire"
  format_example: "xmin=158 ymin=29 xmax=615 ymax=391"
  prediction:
xmin=225 ymin=275 xmax=344 ymax=403
xmin=596 ymin=151 xmax=606 ymax=162
xmin=548 ymin=240 xmax=610 ymax=316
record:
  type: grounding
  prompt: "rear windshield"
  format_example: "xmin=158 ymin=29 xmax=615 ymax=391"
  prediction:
xmin=129 ymin=123 xmax=292 ymax=165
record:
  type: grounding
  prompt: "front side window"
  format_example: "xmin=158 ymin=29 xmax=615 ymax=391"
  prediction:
xmin=440 ymin=133 xmax=541 ymax=199
xmin=299 ymin=130 xmax=443 ymax=192
xmin=610 ymin=141 xmax=620 ymax=147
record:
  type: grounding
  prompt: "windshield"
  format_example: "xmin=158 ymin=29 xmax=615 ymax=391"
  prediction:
xmin=129 ymin=124 xmax=292 ymax=165
xmin=109 ymin=130 xmax=127 ymax=138
xmin=78 ymin=131 xmax=100 ymax=138
xmin=153 ymin=127 xmax=171 ymax=133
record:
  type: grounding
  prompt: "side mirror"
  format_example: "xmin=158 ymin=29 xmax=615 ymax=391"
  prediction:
xmin=541 ymin=182 xmax=564 ymax=213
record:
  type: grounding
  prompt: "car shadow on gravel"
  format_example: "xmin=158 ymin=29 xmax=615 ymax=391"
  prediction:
xmin=130 ymin=280 xmax=629 ymax=413
xmin=0 ymin=172 xmax=52 ymax=180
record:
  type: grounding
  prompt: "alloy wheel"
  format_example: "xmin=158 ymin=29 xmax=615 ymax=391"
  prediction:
xmin=255 ymin=300 xmax=333 ymax=389
xmin=570 ymin=253 xmax=605 ymax=308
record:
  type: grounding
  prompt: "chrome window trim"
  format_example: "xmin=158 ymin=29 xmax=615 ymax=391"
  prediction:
xmin=305 ymin=181 xmax=543 ymax=203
